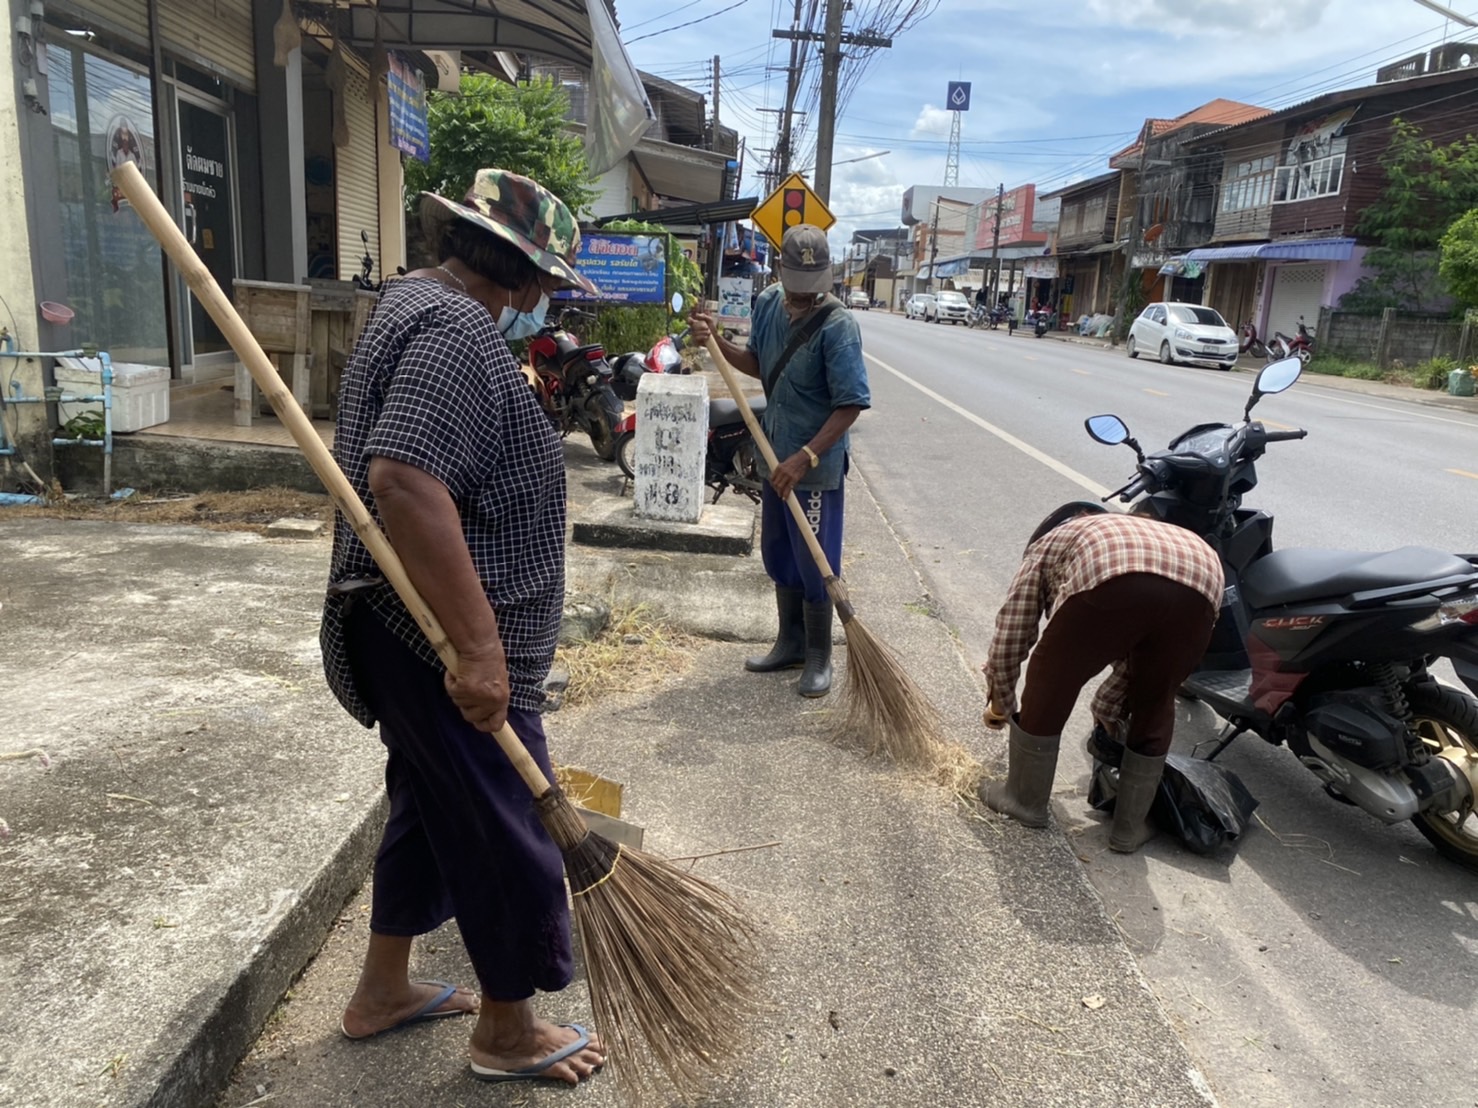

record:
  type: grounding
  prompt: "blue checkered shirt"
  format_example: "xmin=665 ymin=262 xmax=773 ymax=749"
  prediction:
xmin=321 ymin=278 xmax=567 ymax=727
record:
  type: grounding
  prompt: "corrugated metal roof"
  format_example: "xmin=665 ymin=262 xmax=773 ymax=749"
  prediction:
xmin=1185 ymin=237 xmax=1356 ymax=263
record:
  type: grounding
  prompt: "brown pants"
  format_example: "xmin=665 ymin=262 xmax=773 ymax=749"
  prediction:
xmin=1017 ymin=573 xmax=1217 ymax=756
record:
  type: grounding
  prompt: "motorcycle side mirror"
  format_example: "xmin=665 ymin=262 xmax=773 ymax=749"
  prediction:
xmin=1085 ymin=414 xmax=1144 ymax=461
xmin=360 ymin=229 xmax=370 ymax=246
xmin=670 ymin=292 xmax=684 ymax=314
xmin=1245 ymin=356 xmax=1302 ymax=417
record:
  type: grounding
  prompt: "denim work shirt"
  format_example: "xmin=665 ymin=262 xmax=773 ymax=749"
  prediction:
xmin=746 ymin=285 xmax=871 ymax=492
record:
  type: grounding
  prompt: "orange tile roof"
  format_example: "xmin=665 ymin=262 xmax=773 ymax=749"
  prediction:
xmin=1111 ymin=99 xmax=1271 ymax=164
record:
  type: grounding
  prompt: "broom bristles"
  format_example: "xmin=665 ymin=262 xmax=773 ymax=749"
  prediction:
xmin=837 ymin=614 xmax=951 ymax=771
xmin=536 ymin=788 xmax=762 ymax=1104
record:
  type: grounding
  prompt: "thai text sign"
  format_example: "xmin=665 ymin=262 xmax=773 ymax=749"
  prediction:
xmin=387 ymin=53 xmax=430 ymax=163
xmin=563 ymin=233 xmax=666 ymax=303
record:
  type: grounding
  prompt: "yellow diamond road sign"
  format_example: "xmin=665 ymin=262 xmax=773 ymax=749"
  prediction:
xmin=752 ymin=173 xmax=836 ymax=250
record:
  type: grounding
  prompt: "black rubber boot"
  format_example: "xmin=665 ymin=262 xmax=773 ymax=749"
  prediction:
xmin=979 ymin=719 xmax=1061 ymax=827
xmin=745 ymin=586 xmax=806 ymax=672
xmin=1109 ymin=749 xmax=1166 ymax=853
xmin=797 ymin=600 xmax=834 ymax=698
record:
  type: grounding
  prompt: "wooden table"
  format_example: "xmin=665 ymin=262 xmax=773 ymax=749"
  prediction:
xmin=231 ymin=279 xmax=377 ymax=425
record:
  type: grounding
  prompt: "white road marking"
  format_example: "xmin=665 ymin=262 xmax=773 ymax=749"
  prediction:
xmin=1143 ymin=388 xmax=1170 ymax=397
xmin=864 ymin=351 xmax=1110 ymax=498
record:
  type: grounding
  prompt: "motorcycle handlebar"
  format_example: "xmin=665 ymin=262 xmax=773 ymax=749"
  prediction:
xmin=1259 ymin=428 xmax=1308 ymax=443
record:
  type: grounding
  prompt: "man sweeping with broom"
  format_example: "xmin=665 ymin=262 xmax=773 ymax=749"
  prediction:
xmin=690 ymin=225 xmax=870 ymax=698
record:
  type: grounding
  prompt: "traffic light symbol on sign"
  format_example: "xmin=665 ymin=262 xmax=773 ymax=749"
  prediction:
xmin=784 ymin=189 xmax=805 ymax=228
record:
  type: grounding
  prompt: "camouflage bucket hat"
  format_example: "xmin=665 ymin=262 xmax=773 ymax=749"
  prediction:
xmin=420 ymin=168 xmax=601 ymax=296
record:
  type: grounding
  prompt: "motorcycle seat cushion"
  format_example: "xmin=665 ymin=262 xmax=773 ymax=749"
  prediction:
xmin=709 ymin=396 xmax=766 ymax=427
xmin=1242 ymin=546 xmax=1475 ymax=608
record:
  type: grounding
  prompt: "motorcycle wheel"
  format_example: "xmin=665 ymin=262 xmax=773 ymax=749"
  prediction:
xmin=588 ymin=407 xmax=617 ymax=462
xmin=1297 ymin=349 xmax=1313 ymax=366
xmin=1407 ymin=686 xmax=1478 ymax=871
xmin=615 ymin=431 xmax=636 ymax=479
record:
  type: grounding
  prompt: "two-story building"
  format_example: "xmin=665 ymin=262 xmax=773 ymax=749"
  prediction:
xmin=1043 ymin=172 xmax=1120 ymax=318
xmin=1185 ymin=60 xmax=1478 ymax=339
xmin=844 ymin=227 xmax=909 ymax=308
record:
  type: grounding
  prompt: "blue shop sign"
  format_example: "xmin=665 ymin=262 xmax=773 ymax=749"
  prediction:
xmin=562 ymin=233 xmax=666 ymax=304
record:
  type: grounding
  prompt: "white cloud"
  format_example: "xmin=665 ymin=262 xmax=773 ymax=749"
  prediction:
xmin=1085 ymin=0 xmax=1333 ymax=34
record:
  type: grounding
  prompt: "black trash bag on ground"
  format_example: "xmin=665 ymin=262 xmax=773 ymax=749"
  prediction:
xmin=1087 ymin=724 xmax=1259 ymax=854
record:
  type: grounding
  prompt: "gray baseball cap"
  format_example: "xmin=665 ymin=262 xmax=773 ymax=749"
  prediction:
xmin=780 ymin=224 xmax=832 ymax=296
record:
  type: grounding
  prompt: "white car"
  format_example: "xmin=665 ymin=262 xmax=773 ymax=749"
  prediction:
xmin=847 ymin=290 xmax=870 ymax=310
xmin=1127 ymin=302 xmax=1238 ymax=369
xmin=906 ymin=294 xmax=935 ymax=321
xmin=931 ymin=290 xmax=971 ymax=325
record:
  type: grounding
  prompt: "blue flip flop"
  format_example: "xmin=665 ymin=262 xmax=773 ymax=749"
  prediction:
xmin=340 ymin=980 xmax=471 ymax=1041
xmin=469 ymin=1023 xmax=597 ymax=1082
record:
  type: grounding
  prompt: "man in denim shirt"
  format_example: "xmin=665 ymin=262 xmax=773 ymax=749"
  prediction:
xmin=691 ymin=225 xmax=870 ymax=696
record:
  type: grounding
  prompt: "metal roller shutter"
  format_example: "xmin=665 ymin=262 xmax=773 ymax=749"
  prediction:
xmin=159 ymin=0 xmax=256 ymax=92
xmin=1266 ymin=264 xmax=1327 ymax=343
xmin=56 ymin=0 xmax=149 ymax=46
xmin=336 ymin=66 xmax=380 ymax=282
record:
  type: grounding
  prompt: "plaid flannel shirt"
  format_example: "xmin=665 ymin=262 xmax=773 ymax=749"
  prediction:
xmin=984 ymin=513 xmax=1224 ymax=724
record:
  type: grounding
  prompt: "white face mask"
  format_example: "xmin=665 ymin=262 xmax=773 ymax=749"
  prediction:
xmin=497 ymin=291 xmax=549 ymax=341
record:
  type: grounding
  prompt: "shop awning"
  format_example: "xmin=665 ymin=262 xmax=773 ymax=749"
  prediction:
xmin=930 ymin=244 xmax=1051 ymax=277
xmin=1185 ymin=237 xmax=1357 ymax=263
xmin=343 ymin=0 xmax=606 ymax=69
xmin=1054 ymin=241 xmax=1121 ymax=258
xmin=591 ymin=197 xmax=759 ymax=228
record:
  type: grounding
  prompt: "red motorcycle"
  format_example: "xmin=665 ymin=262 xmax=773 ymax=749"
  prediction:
xmin=1238 ymin=320 xmax=1268 ymax=358
xmin=524 ymin=307 xmax=622 ymax=461
xmin=1267 ymin=316 xmax=1315 ymax=365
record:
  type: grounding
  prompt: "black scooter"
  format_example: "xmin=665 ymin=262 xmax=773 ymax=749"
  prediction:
xmin=1086 ymin=358 xmax=1478 ymax=869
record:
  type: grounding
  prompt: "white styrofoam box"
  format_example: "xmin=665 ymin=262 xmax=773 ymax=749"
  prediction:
xmin=633 ymin=373 xmax=709 ymax=524
xmin=54 ymin=357 xmax=171 ymax=433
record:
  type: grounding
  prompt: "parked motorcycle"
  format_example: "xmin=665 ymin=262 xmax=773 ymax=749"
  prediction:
xmin=1266 ymin=316 xmax=1315 ymax=364
xmin=350 ymin=229 xmax=404 ymax=292
xmin=525 ymin=307 xmax=623 ymax=461
xmin=1029 ymin=308 xmax=1053 ymax=338
xmin=613 ymin=394 xmax=764 ymax=504
xmin=1238 ymin=320 xmax=1269 ymax=359
xmin=1084 ymin=358 xmax=1478 ymax=869
xmin=611 ymin=293 xmax=690 ymax=402
xmin=967 ymin=304 xmax=989 ymax=330
xmin=989 ymin=303 xmax=1011 ymax=330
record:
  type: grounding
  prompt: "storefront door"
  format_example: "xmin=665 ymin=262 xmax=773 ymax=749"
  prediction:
xmin=172 ymin=91 xmax=239 ymax=371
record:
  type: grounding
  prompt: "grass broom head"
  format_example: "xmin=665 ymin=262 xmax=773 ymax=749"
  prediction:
xmin=536 ymin=787 xmax=762 ymax=1104
xmin=835 ymin=609 xmax=951 ymax=772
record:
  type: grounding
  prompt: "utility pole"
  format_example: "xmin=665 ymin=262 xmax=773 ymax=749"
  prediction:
xmin=773 ymin=8 xmax=891 ymax=203
xmin=988 ymin=182 xmax=1004 ymax=305
xmin=777 ymin=0 xmax=803 ymax=179
xmin=1111 ymin=122 xmax=1150 ymax=346
xmin=927 ymin=202 xmax=941 ymax=293
xmin=710 ymin=55 xmax=720 ymax=150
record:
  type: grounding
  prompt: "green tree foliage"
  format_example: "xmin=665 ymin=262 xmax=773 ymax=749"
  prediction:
xmin=403 ymin=75 xmax=597 ymax=218
xmin=1339 ymin=119 xmax=1478 ymax=315
xmin=1438 ymin=208 xmax=1478 ymax=308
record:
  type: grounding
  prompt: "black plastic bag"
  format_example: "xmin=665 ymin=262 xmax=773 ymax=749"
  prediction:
xmin=1087 ymin=725 xmax=1259 ymax=855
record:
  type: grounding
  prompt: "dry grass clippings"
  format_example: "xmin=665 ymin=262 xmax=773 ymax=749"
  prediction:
xmin=0 ymin=486 xmax=333 ymax=535
xmin=555 ymin=601 xmax=698 ymax=710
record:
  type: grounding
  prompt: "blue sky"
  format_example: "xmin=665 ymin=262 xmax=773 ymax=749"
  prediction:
xmin=614 ymin=0 xmax=1478 ymax=243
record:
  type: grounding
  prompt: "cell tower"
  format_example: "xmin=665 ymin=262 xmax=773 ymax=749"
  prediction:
xmin=943 ymin=81 xmax=970 ymax=187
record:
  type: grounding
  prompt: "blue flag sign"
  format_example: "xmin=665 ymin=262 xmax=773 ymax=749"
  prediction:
xmin=947 ymin=81 xmax=971 ymax=112
xmin=561 ymin=232 xmax=666 ymax=304
xmin=387 ymin=52 xmax=430 ymax=163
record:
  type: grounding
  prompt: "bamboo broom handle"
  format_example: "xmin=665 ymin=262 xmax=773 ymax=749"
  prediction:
xmin=110 ymin=162 xmax=555 ymax=800
xmin=702 ymin=334 xmax=853 ymax=616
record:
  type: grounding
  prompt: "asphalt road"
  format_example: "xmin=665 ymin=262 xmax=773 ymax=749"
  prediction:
xmin=847 ymin=310 xmax=1478 ymax=1108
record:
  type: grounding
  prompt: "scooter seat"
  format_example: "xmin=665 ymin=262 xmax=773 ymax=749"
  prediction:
xmin=1242 ymin=546 xmax=1476 ymax=609
xmin=710 ymin=396 xmax=766 ymax=428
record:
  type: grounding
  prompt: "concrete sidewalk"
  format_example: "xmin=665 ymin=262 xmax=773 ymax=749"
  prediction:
xmin=1 ymin=442 xmax=1214 ymax=1108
